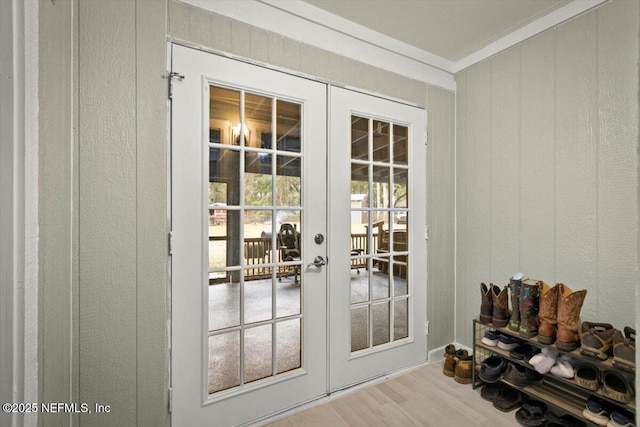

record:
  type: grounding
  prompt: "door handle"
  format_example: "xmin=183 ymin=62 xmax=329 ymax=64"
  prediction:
xmin=307 ymin=256 xmax=327 ymax=268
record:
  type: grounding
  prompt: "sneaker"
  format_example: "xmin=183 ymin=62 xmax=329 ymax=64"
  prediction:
xmin=497 ymin=334 xmax=522 ymax=351
xmin=481 ymin=330 xmax=500 ymax=347
xmin=502 ymin=362 xmax=544 ymax=387
xmin=608 ymin=409 xmax=635 ymax=427
xmin=583 ymin=397 xmax=609 ymax=426
xmin=480 ymin=381 xmax=508 ymax=402
xmin=510 ymin=343 xmax=540 ymax=362
xmin=478 ymin=355 xmax=506 ymax=383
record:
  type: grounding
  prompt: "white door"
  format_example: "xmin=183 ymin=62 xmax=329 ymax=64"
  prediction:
xmin=328 ymin=87 xmax=427 ymax=391
xmin=171 ymin=45 xmax=327 ymax=426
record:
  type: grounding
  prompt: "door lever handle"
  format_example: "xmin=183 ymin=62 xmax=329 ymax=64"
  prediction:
xmin=307 ymin=256 xmax=327 ymax=268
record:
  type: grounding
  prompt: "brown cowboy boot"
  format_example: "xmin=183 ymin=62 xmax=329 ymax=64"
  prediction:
xmin=491 ymin=285 xmax=510 ymax=328
xmin=537 ymin=282 xmax=559 ymax=344
xmin=480 ymin=283 xmax=493 ymax=324
xmin=519 ymin=279 xmax=540 ymax=338
xmin=508 ymin=274 xmax=523 ymax=332
xmin=556 ymin=283 xmax=587 ymax=351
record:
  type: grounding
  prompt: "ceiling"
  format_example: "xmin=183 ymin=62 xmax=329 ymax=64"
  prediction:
xmin=302 ymin=0 xmax=571 ymax=61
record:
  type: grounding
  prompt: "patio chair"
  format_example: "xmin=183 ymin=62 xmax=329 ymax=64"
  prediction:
xmin=278 ymin=223 xmax=301 ymax=284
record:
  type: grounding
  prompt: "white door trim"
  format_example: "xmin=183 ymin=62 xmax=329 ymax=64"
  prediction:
xmin=0 ymin=1 xmax=39 ymax=426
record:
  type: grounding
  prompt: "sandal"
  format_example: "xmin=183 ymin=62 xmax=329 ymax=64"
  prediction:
xmin=602 ymin=370 xmax=634 ymax=404
xmin=612 ymin=327 xmax=635 ymax=374
xmin=580 ymin=321 xmax=616 ymax=360
xmin=515 ymin=400 xmax=547 ymax=426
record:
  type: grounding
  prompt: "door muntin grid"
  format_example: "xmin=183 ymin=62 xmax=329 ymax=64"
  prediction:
xmin=349 ymin=115 xmax=410 ymax=354
xmin=207 ymin=85 xmax=305 ymax=395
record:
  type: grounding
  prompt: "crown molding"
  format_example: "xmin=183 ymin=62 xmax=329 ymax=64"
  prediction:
xmin=180 ymin=0 xmax=456 ymax=91
xmin=180 ymin=0 xmax=608 ymax=90
xmin=453 ymin=0 xmax=608 ymax=72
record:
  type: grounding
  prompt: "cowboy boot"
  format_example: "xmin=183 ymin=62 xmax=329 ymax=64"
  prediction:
xmin=480 ymin=283 xmax=493 ymax=324
xmin=508 ymin=275 xmax=523 ymax=331
xmin=491 ymin=285 xmax=510 ymax=328
xmin=556 ymin=283 xmax=587 ymax=351
xmin=537 ymin=282 xmax=559 ymax=344
xmin=519 ymin=279 xmax=540 ymax=338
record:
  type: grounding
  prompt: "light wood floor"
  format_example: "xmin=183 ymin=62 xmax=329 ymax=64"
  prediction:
xmin=267 ymin=361 xmax=518 ymax=427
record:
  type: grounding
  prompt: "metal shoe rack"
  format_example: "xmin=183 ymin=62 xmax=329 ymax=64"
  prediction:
xmin=472 ymin=319 xmax=636 ymax=426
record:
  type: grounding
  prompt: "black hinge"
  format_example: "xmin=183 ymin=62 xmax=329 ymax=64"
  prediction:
xmin=168 ymin=72 xmax=185 ymax=99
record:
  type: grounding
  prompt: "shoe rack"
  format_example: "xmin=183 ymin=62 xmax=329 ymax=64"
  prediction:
xmin=472 ymin=319 xmax=636 ymax=426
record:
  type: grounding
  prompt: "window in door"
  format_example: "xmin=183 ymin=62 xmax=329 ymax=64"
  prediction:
xmin=349 ymin=115 xmax=410 ymax=353
xmin=207 ymin=85 xmax=305 ymax=394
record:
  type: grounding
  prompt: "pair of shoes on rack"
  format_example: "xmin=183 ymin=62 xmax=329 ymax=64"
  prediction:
xmin=442 ymin=344 xmax=473 ymax=384
xmin=481 ymin=330 xmax=523 ymax=350
xmin=479 ymin=355 xmax=543 ymax=386
xmin=574 ymin=364 xmax=634 ymax=404
xmin=480 ymin=382 xmax=523 ymax=412
xmin=528 ymin=348 xmax=576 ymax=378
xmin=583 ymin=396 xmax=635 ymax=427
xmin=480 ymin=282 xmax=511 ymax=327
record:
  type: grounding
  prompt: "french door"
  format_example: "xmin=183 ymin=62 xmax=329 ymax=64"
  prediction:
xmin=171 ymin=45 xmax=426 ymax=426
xmin=328 ymin=87 xmax=427 ymax=391
xmin=171 ymin=45 xmax=327 ymax=426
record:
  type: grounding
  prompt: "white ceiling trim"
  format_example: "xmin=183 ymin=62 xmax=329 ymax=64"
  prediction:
xmin=181 ymin=0 xmax=607 ymax=90
xmin=180 ymin=0 xmax=456 ymax=90
xmin=453 ymin=0 xmax=608 ymax=73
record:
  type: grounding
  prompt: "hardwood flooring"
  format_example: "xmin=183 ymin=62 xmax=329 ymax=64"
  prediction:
xmin=267 ymin=362 xmax=518 ymax=426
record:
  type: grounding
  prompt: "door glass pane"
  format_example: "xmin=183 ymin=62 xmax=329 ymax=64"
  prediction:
xmin=372 ymin=120 xmax=390 ymax=163
xmin=210 ymin=148 xmax=240 ymax=206
xmin=244 ymin=325 xmax=273 ymax=383
xmin=208 ymin=332 xmax=240 ymax=393
xmin=351 ymin=163 xmax=369 ymax=208
xmin=276 ymin=155 xmax=301 ymax=207
xmin=350 ymin=306 xmax=369 ymax=352
xmin=276 ymin=319 xmax=301 ymax=373
xmin=276 ymin=276 xmax=300 ymax=318
xmin=372 ymin=268 xmax=390 ymax=301
xmin=245 ymin=152 xmax=273 ymax=207
xmin=372 ymin=302 xmax=390 ymax=346
xmin=372 ymin=166 xmax=390 ymax=208
xmin=393 ymin=125 xmax=408 ymax=165
xmin=245 ymin=93 xmax=272 ymax=149
xmin=210 ymin=87 xmax=240 ymax=146
xmin=351 ymin=115 xmax=368 ymax=160
xmin=393 ymin=168 xmax=408 ymax=209
xmin=209 ymin=280 xmax=240 ymax=330
xmin=393 ymin=256 xmax=408 ymax=296
xmin=393 ymin=298 xmax=409 ymax=340
xmin=244 ymin=276 xmax=272 ymax=324
xmin=276 ymin=100 xmax=301 ymax=152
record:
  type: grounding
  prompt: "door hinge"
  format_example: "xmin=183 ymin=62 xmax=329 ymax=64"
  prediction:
xmin=424 ymin=129 xmax=429 ymax=146
xmin=168 ymin=231 xmax=174 ymax=255
xmin=168 ymin=71 xmax=185 ymax=99
xmin=168 ymin=387 xmax=173 ymax=413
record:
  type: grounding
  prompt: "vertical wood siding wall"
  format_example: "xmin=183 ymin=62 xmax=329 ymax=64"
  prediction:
xmin=455 ymin=0 xmax=639 ymax=346
xmin=40 ymin=1 xmax=169 ymax=426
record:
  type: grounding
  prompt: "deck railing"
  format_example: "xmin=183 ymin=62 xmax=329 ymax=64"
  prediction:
xmin=209 ymin=233 xmax=378 ymax=283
